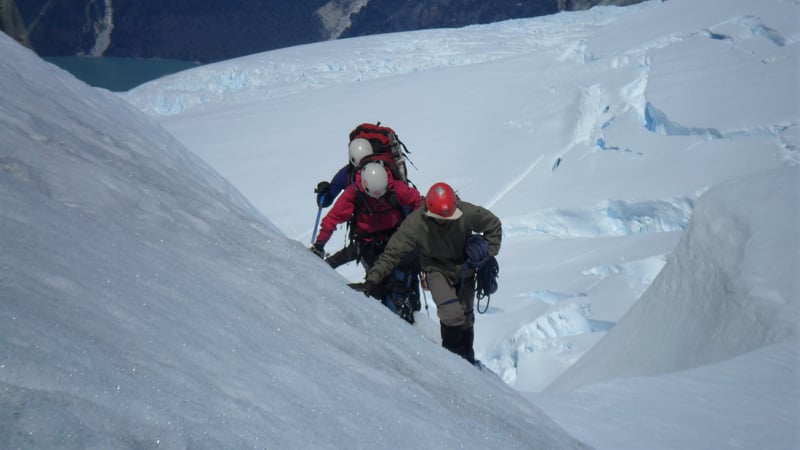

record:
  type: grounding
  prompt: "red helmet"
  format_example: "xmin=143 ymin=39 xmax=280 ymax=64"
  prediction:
xmin=425 ymin=182 xmax=463 ymax=220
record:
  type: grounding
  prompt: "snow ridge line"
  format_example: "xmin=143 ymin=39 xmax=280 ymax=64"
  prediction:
xmin=503 ymin=197 xmax=694 ymax=238
xmin=122 ymin=6 xmax=644 ymax=117
xmin=485 ymin=155 xmax=543 ymax=210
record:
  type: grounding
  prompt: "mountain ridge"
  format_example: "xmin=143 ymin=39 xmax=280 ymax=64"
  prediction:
xmin=11 ymin=0 xmax=646 ymax=63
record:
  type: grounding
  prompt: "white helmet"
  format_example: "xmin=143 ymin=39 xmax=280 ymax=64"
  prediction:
xmin=348 ymin=138 xmax=373 ymax=166
xmin=360 ymin=162 xmax=389 ymax=199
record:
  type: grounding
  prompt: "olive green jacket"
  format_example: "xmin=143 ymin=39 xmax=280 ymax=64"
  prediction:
xmin=365 ymin=200 xmax=502 ymax=284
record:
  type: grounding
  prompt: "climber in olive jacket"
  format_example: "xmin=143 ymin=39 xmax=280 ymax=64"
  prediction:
xmin=363 ymin=182 xmax=502 ymax=364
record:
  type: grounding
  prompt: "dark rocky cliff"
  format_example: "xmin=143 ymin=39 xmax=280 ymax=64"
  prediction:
xmin=0 ymin=0 xmax=30 ymax=47
xmin=14 ymin=0 xmax=646 ymax=63
xmin=340 ymin=0 xmax=559 ymax=38
xmin=16 ymin=0 xmax=330 ymax=62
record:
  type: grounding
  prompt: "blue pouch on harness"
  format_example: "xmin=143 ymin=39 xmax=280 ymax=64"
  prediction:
xmin=463 ymin=235 xmax=499 ymax=312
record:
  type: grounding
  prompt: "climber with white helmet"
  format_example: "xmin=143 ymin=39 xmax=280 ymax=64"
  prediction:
xmin=313 ymin=122 xmax=410 ymax=211
xmin=313 ymin=137 xmax=375 ymax=211
xmin=310 ymin=123 xmax=422 ymax=322
xmin=310 ymin=162 xmax=422 ymax=322
xmin=348 ymin=138 xmax=373 ymax=167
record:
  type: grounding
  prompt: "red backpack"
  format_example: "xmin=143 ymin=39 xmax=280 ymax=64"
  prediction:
xmin=349 ymin=122 xmax=411 ymax=183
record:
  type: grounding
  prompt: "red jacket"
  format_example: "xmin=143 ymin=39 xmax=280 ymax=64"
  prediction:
xmin=316 ymin=170 xmax=421 ymax=246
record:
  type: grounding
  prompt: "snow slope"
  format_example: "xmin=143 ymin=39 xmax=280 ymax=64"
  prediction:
xmin=548 ymin=167 xmax=800 ymax=392
xmin=0 ymin=35 xmax=584 ymax=448
xmin=536 ymin=167 xmax=800 ymax=448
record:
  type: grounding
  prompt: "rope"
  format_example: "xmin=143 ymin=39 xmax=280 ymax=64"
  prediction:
xmin=461 ymin=235 xmax=499 ymax=314
xmin=475 ymin=256 xmax=498 ymax=313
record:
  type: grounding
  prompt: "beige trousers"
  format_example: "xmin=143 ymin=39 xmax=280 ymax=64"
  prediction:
xmin=426 ymin=271 xmax=475 ymax=328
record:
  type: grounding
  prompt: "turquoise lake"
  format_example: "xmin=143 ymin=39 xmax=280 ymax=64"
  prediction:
xmin=45 ymin=56 xmax=202 ymax=92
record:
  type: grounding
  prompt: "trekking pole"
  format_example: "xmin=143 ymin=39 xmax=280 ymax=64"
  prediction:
xmin=311 ymin=181 xmax=331 ymax=244
xmin=310 ymin=205 xmax=323 ymax=244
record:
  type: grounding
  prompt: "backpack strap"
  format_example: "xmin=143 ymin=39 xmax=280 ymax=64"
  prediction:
xmin=386 ymin=190 xmax=408 ymax=218
xmin=348 ymin=189 xmax=407 ymax=240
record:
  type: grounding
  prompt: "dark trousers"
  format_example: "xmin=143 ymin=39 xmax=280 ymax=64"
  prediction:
xmin=326 ymin=240 xmax=421 ymax=313
xmin=325 ymin=241 xmax=358 ymax=269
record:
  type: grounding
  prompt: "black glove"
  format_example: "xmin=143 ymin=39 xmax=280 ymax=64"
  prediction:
xmin=347 ymin=279 xmax=380 ymax=298
xmin=309 ymin=242 xmax=325 ymax=259
xmin=315 ymin=181 xmax=332 ymax=207
xmin=362 ymin=279 xmax=377 ymax=297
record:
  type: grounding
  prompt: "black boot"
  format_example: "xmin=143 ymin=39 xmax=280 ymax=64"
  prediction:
xmin=393 ymin=296 xmax=415 ymax=324
xmin=440 ymin=323 xmax=467 ymax=359
xmin=462 ymin=327 xmax=476 ymax=364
